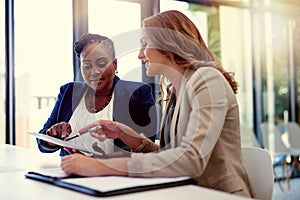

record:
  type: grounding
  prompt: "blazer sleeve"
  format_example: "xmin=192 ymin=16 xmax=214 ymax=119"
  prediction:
xmin=37 ymin=83 xmax=83 ymax=154
xmin=127 ymin=68 xmax=229 ymax=177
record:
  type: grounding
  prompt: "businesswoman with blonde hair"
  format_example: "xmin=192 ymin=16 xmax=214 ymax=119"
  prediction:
xmin=61 ymin=10 xmax=257 ymax=198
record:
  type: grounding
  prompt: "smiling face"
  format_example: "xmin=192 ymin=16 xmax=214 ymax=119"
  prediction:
xmin=80 ymin=42 xmax=117 ymax=93
xmin=138 ymin=36 xmax=172 ymax=77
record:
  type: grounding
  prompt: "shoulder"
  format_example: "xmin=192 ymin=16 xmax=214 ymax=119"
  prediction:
xmin=191 ymin=67 xmax=223 ymax=82
xmin=59 ymin=82 xmax=86 ymax=93
xmin=185 ymin=67 xmax=237 ymax=107
xmin=186 ymin=67 xmax=229 ymax=90
xmin=114 ymin=79 xmax=153 ymax=100
xmin=118 ymin=79 xmax=149 ymax=86
xmin=116 ymin=79 xmax=152 ymax=91
xmin=183 ymin=67 xmax=232 ymax=99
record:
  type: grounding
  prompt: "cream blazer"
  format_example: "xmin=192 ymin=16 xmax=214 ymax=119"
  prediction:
xmin=128 ymin=67 xmax=257 ymax=198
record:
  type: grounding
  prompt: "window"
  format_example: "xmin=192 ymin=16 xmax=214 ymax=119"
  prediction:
xmin=161 ymin=1 xmax=254 ymax=128
xmin=160 ymin=0 xmax=300 ymax=147
xmin=219 ymin=6 xmax=253 ymax=127
xmin=88 ymin=0 xmax=142 ymax=82
xmin=0 ymin=0 xmax=5 ymax=144
xmin=261 ymin=13 xmax=289 ymax=125
xmin=296 ymin=23 xmax=300 ymax=123
xmin=14 ymin=0 xmax=73 ymax=150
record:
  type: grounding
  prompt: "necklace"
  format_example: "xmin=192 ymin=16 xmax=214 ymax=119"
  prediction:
xmin=87 ymin=89 xmax=112 ymax=113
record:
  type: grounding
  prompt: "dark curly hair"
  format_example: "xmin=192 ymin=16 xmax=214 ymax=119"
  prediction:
xmin=74 ymin=33 xmax=115 ymax=59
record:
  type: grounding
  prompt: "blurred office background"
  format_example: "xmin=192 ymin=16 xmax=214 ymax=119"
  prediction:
xmin=1 ymin=0 xmax=300 ymax=180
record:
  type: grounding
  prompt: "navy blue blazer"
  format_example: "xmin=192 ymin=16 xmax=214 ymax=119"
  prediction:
xmin=37 ymin=76 xmax=158 ymax=156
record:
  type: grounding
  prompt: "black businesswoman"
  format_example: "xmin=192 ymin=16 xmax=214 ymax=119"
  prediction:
xmin=37 ymin=33 xmax=157 ymax=157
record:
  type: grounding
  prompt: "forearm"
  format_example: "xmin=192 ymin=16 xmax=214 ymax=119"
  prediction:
xmin=116 ymin=122 xmax=159 ymax=153
xmin=95 ymin=157 xmax=130 ymax=176
xmin=118 ymin=125 xmax=143 ymax=151
xmin=61 ymin=154 xmax=130 ymax=176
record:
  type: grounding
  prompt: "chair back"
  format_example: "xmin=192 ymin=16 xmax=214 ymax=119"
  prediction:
xmin=286 ymin=122 xmax=300 ymax=150
xmin=242 ymin=147 xmax=274 ymax=200
xmin=260 ymin=123 xmax=289 ymax=156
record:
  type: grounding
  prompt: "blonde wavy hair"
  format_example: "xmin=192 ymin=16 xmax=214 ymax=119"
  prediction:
xmin=142 ymin=10 xmax=238 ymax=102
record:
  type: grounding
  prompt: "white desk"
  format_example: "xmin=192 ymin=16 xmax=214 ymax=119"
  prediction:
xmin=0 ymin=144 xmax=252 ymax=200
xmin=0 ymin=144 xmax=61 ymax=173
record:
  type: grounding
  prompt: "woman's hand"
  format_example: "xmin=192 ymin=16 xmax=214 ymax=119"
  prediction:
xmin=61 ymin=154 xmax=103 ymax=176
xmin=87 ymin=120 xmax=124 ymax=141
xmin=79 ymin=120 xmax=143 ymax=151
xmin=61 ymin=153 xmax=130 ymax=176
xmin=45 ymin=122 xmax=72 ymax=146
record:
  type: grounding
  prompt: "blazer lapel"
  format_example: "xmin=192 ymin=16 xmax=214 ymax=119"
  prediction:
xmin=170 ymin=69 xmax=194 ymax=148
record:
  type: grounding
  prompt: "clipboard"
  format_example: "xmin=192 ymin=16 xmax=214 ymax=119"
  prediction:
xmin=25 ymin=170 xmax=195 ymax=197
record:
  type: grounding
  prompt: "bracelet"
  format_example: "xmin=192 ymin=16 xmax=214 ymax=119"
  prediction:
xmin=133 ymin=134 xmax=160 ymax=153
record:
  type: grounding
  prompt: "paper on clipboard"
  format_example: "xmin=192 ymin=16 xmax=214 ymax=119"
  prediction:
xmin=27 ymin=132 xmax=93 ymax=154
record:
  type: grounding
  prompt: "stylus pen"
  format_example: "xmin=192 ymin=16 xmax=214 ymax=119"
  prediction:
xmin=64 ymin=125 xmax=102 ymax=141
